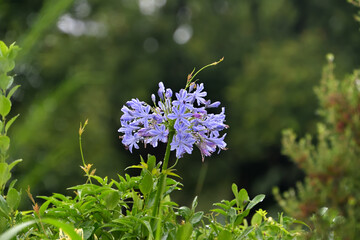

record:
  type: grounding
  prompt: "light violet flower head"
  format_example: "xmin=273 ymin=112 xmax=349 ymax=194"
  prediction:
xmin=118 ymin=81 xmax=228 ymax=161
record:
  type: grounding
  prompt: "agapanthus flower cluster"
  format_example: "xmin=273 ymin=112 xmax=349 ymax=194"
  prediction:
xmin=118 ymin=81 xmax=228 ymax=161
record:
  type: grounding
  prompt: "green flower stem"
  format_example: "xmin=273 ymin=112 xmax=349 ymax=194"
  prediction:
xmin=79 ymin=120 xmax=91 ymax=184
xmin=153 ymin=129 xmax=175 ymax=240
xmin=185 ymin=57 xmax=224 ymax=89
xmin=195 ymin=161 xmax=208 ymax=196
xmin=79 ymin=134 xmax=86 ymax=167
xmin=162 ymin=130 xmax=174 ymax=172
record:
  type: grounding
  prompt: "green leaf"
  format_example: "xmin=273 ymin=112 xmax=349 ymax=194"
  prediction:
xmin=39 ymin=200 xmax=52 ymax=216
xmin=8 ymin=159 xmax=22 ymax=171
xmin=165 ymin=169 xmax=181 ymax=179
xmin=0 ymin=216 xmax=8 ymax=233
xmin=5 ymin=114 xmax=19 ymax=133
xmin=190 ymin=211 xmax=203 ymax=225
xmin=43 ymin=218 xmax=83 ymax=240
xmin=0 ymin=60 xmax=15 ymax=73
xmin=82 ymin=225 xmax=95 ymax=240
xmin=255 ymin=227 xmax=263 ymax=239
xmin=176 ymin=222 xmax=193 ymax=240
xmin=0 ymin=220 xmax=36 ymax=240
xmin=7 ymin=85 xmax=20 ymax=100
xmin=238 ymin=189 xmax=249 ymax=208
xmin=6 ymin=188 xmax=21 ymax=211
xmin=178 ymin=206 xmax=192 ymax=220
xmin=139 ymin=170 xmax=153 ymax=195
xmin=52 ymin=193 xmax=70 ymax=202
xmin=0 ymin=136 xmax=10 ymax=153
xmin=104 ymin=190 xmax=120 ymax=210
xmin=131 ymin=190 xmax=143 ymax=212
xmin=246 ymin=194 xmax=265 ymax=211
xmin=233 ymin=184 xmax=243 ymax=210
xmin=0 ymin=95 xmax=11 ymax=117
xmin=0 ymin=219 xmax=82 ymax=240
xmin=218 ymin=229 xmax=232 ymax=240
xmin=0 ymin=42 xmax=8 ymax=57
xmin=162 ymin=200 xmax=178 ymax=207
xmin=229 ymin=208 xmax=237 ymax=224
xmin=0 ymin=195 xmax=10 ymax=218
xmin=237 ymin=226 xmax=254 ymax=239
xmin=211 ymin=208 xmax=227 ymax=216
xmin=234 ymin=209 xmax=250 ymax=225
xmin=7 ymin=43 xmax=20 ymax=60
xmin=0 ymin=74 xmax=12 ymax=91
xmin=0 ymin=163 xmax=11 ymax=188
xmin=196 ymin=234 xmax=208 ymax=240
xmin=232 ymin=183 xmax=239 ymax=202
xmin=125 ymin=165 xmax=145 ymax=171
xmin=251 ymin=212 xmax=263 ymax=226
xmin=7 ymin=61 xmax=15 ymax=72
xmin=214 ymin=202 xmax=230 ymax=210
xmin=147 ymin=154 xmax=156 ymax=172
xmin=90 ymin=175 xmax=104 ymax=185
xmin=292 ymin=219 xmax=311 ymax=230
xmin=191 ymin=196 xmax=198 ymax=210
xmin=8 ymin=179 xmax=17 ymax=190
xmin=319 ymin=207 xmax=328 ymax=216
xmin=120 ymin=216 xmax=154 ymax=238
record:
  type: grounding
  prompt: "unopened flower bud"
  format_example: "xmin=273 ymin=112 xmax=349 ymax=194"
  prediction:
xmin=158 ymin=82 xmax=165 ymax=100
xmin=165 ymin=88 xmax=173 ymax=98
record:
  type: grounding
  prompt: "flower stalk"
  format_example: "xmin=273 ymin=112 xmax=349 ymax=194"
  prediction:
xmin=79 ymin=119 xmax=92 ymax=184
xmin=153 ymin=129 xmax=174 ymax=240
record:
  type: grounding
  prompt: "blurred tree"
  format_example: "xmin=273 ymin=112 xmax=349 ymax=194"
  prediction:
xmin=273 ymin=2 xmax=360 ymax=238
xmin=275 ymin=54 xmax=360 ymax=239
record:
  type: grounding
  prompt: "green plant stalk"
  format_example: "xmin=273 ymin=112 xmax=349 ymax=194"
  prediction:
xmin=0 ymin=88 xmax=7 ymax=163
xmin=185 ymin=57 xmax=223 ymax=89
xmin=0 ymin=115 xmax=6 ymax=163
xmin=153 ymin=129 xmax=175 ymax=240
xmin=195 ymin=161 xmax=208 ymax=196
xmin=79 ymin=134 xmax=86 ymax=167
xmin=79 ymin=120 xmax=91 ymax=184
xmin=161 ymin=130 xmax=174 ymax=171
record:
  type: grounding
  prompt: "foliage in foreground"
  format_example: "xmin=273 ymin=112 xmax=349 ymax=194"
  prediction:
xmin=0 ymin=41 xmax=305 ymax=239
xmin=3 ymin=155 xmax=304 ymax=240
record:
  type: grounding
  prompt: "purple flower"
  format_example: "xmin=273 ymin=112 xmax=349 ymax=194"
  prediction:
xmin=172 ymin=89 xmax=192 ymax=109
xmin=168 ymin=105 xmax=192 ymax=126
xmin=196 ymin=139 xmax=214 ymax=161
xmin=118 ymin=81 xmax=227 ymax=161
xmin=205 ymin=100 xmax=221 ymax=108
xmin=165 ymin=89 xmax=173 ymax=98
xmin=189 ymin=83 xmax=196 ymax=92
xmin=189 ymin=83 xmax=207 ymax=105
xmin=158 ymin=82 xmax=165 ymax=100
xmin=121 ymin=133 xmax=139 ymax=153
xmin=126 ymin=98 xmax=144 ymax=111
xmin=118 ymin=121 xmax=140 ymax=134
xmin=120 ymin=106 xmax=135 ymax=122
xmin=173 ymin=121 xmax=188 ymax=134
xmin=171 ymin=133 xmax=196 ymax=158
xmin=149 ymin=124 xmax=169 ymax=147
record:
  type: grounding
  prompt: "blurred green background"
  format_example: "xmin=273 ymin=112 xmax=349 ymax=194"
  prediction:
xmin=1 ymin=0 xmax=359 ymax=213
